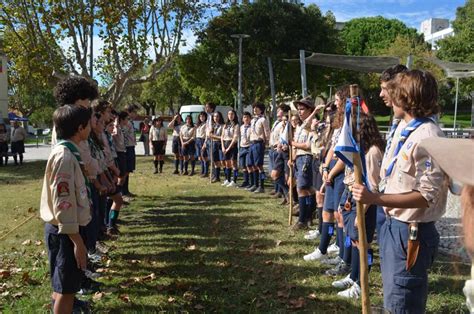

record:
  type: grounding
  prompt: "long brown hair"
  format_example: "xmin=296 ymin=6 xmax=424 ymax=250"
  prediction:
xmin=332 ymin=85 xmax=350 ymax=129
xmin=359 ymin=112 xmax=385 ymax=153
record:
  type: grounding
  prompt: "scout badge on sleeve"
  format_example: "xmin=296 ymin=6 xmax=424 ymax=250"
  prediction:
xmin=406 ymin=223 xmax=420 ymax=271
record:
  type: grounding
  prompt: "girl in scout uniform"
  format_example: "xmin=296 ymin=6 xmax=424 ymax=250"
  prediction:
xmin=180 ymin=115 xmax=197 ymax=176
xmin=331 ymin=112 xmax=384 ymax=298
xmin=352 ymin=70 xmax=448 ymax=313
xmin=169 ymin=114 xmax=184 ymax=174
xmin=195 ymin=112 xmax=209 ymax=177
xmin=113 ymin=112 xmax=128 ymax=191
xmin=209 ymin=111 xmax=225 ymax=183
xmin=272 ymin=115 xmax=290 ymax=205
xmin=149 ymin=117 xmax=167 ymax=174
xmin=221 ymin=110 xmax=240 ymax=187
xmin=304 ymin=87 xmax=347 ymax=261
xmin=238 ymin=111 xmax=252 ymax=188
xmin=289 ymin=97 xmax=316 ymax=230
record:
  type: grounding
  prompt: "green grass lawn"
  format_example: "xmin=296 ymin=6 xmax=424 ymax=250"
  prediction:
xmin=0 ymin=158 xmax=470 ymax=313
xmin=375 ymin=113 xmax=472 ymax=129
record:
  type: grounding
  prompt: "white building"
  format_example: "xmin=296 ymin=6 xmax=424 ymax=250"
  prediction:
xmin=420 ymin=18 xmax=454 ymax=50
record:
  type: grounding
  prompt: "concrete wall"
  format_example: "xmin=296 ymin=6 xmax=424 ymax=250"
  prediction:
xmin=0 ymin=54 xmax=7 ymax=121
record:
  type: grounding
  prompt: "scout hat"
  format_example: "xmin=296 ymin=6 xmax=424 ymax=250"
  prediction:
xmin=419 ymin=138 xmax=474 ymax=186
xmin=293 ymin=96 xmax=315 ymax=109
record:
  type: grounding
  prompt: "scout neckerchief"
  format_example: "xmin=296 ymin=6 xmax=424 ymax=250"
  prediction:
xmin=271 ymin=120 xmax=281 ymax=132
xmin=241 ymin=124 xmax=250 ymax=141
xmin=213 ymin=123 xmax=223 ymax=137
xmin=183 ymin=124 xmax=194 ymax=139
xmin=225 ymin=122 xmax=235 ymax=138
xmin=252 ymin=115 xmax=264 ymax=135
xmin=384 ymin=118 xmax=400 ymax=159
xmin=57 ymin=140 xmax=92 ymax=202
xmin=385 ymin=117 xmax=431 ymax=178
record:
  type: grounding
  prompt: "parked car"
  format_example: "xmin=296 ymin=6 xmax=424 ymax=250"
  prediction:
xmin=179 ymin=104 xmax=234 ymax=123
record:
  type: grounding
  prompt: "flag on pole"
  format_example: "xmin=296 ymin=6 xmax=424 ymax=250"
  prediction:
xmin=279 ymin=120 xmax=290 ymax=145
xmin=334 ymin=98 xmax=370 ymax=188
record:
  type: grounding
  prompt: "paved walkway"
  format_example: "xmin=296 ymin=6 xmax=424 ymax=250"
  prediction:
xmin=15 ymin=141 xmax=467 ymax=260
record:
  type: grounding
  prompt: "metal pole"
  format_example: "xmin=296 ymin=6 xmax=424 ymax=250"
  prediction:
xmin=454 ymin=77 xmax=459 ymax=129
xmin=406 ymin=54 xmax=413 ymax=70
xmin=268 ymin=57 xmax=276 ymax=121
xmin=299 ymin=50 xmax=307 ymax=97
xmin=238 ymin=37 xmax=243 ymax=121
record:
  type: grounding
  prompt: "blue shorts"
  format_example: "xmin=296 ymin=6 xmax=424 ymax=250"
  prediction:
xmin=312 ymin=158 xmax=323 ymax=190
xmin=323 ymin=159 xmax=345 ymax=212
xmin=274 ymin=150 xmax=289 ymax=175
xmin=340 ymin=189 xmax=376 ymax=243
xmin=248 ymin=141 xmax=265 ymax=167
xmin=211 ymin=141 xmax=223 ymax=162
xmin=295 ymin=155 xmax=313 ymax=190
xmin=115 ymin=152 xmax=127 ymax=176
xmin=181 ymin=140 xmax=196 ymax=156
xmin=268 ymin=148 xmax=276 ymax=172
xmin=195 ymin=138 xmax=207 ymax=158
xmin=239 ymin=146 xmax=250 ymax=168
xmin=223 ymin=141 xmax=238 ymax=160
xmin=125 ymin=146 xmax=136 ymax=172
xmin=45 ymin=224 xmax=83 ymax=294
xmin=172 ymin=136 xmax=181 ymax=155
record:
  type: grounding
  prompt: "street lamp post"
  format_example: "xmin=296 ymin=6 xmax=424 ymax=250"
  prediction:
xmin=231 ymin=34 xmax=250 ymax=120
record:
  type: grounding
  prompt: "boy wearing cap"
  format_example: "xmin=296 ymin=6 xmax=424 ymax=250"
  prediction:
xmin=247 ymin=103 xmax=270 ymax=193
xmin=352 ymin=70 xmax=448 ymax=314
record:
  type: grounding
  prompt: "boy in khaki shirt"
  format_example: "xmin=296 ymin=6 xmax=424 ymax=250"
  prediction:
xmin=352 ymin=70 xmax=448 ymax=314
xmin=41 ymin=105 xmax=92 ymax=313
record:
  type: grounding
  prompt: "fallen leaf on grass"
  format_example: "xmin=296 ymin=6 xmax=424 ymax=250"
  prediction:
xmin=275 ymin=240 xmax=282 ymax=247
xmin=213 ymin=218 xmax=220 ymax=225
xmin=264 ymin=260 xmax=273 ymax=265
xmin=142 ymin=273 xmax=156 ymax=281
xmin=119 ymin=294 xmax=131 ymax=303
xmin=13 ymin=292 xmax=24 ymax=298
xmin=0 ymin=269 xmax=11 ymax=279
xmin=288 ymin=297 xmax=305 ymax=309
xmin=1 ymin=291 xmax=10 ymax=297
xmin=167 ymin=296 xmax=176 ymax=303
xmin=21 ymin=239 xmax=32 ymax=246
xmin=277 ymin=290 xmax=290 ymax=299
xmin=35 ymin=240 xmax=43 ymax=246
xmin=93 ymin=292 xmax=105 ymax=301
xmin=130 ymin=259 xmax=141 ymax=265
xmin=307 ymin=293 xmax=318 ymax=300
xmin=194 ymin=304 xmax=205 ymax=310
xmin=216 ymin=261 xmax=231 ymax=268
xmin=186 ymin=244 xmax=197 ymax=251
xmin=183 ymin=291 xmax=196 ymax=301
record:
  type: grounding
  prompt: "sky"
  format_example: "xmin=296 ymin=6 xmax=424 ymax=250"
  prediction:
xmin=307 ymin=0 xmax=466 ymax=29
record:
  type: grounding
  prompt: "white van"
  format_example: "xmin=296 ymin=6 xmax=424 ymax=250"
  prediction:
xmin=179 ymin=104 xmax=234 ymax=123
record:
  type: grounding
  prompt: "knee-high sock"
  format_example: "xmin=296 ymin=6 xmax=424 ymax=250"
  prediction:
xmin=123 ymin=176 xmax=130 ymax=195
xmin=13 ymin=155 xmax=17 ymax=164
xmin=249 ymin=171 xmax=254 ymax=186
xmin=274 ymin=182 xmax=278 ymax=193
xmin=259 ymin=171 xmax=265 ymax=188
xmin=19 ymin=154 xmax=23 ymax=164
xmin=350 ymin=246 xmax=360 ymax=283
xmin=174 ymin=159 xmax=179 ymax=171
xmin=180 ymin=159 xmax=184 ymax=172
xmin=223 ymin=168 xmax=228 ymax=181
xmin=184 ymin=160 xmax=189 ymax=172
xmin=253 ymin=171 xmax=259 ymax=187
xmin=318 ymin=222 xmax=335 ymax=254
xmin=191 ymin=160 xmax=196 ymax=172
xmin=307 ymin=195 xmax=316 ymax=222
xmin=153 ymin=160 xmax=158 ymax=169
xmin=337 ymin=227 xmax=345 ymax=259
xmin=216 ymin=167 xmax=221 ymax=180
xmin=367 ymin=248 xmax=373 ymax=272
xmin=233 ymin=169 xmax=238 ymax=182
xmin=298 ymin=197 xmax=308 ymax=224
xmin=205 ymin=161 xmax=210 ymax=175
xmin=317 ymin=207 xmax=323 ymax=234
xmin=243 ymin=171 xmax=249 ymax=184
xmin=159 ymin=160 xmax=164 ymax=172
xmin=343 ymin=235 xmax=352 ymax=265
xmin=109 ymin=209 xmax=120 ymax=228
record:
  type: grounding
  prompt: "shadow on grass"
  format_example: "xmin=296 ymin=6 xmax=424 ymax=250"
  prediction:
xmin=101 ymin=192 xmax=361 ymax=312
xmin=0 ymin=160 xmax=46 ymax=184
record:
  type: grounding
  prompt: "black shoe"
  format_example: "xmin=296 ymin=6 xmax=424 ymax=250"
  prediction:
xmin=248 ymin=185 xmax=258 ymax=192
xmin=253 ymin=186 xmax=264 ymax=193
xmin=173 ymin=170 xmax=179 ymax=174
xmin=211 ymin=177 xmax=220 ymax=183
xmin=153 ymin=169 xmax=158 ymax=174
xmin=79 ymin=278 xmax=101 ymax=295
xmin=238 ymin=182 xmax=249 ymax=188
xmin=189 ymin=171 xmax=195 ymax=176
xmin=325 ymin=261 xmax=351 ymax=276
xmin=183 ymin=171 xmax=189 ymax=175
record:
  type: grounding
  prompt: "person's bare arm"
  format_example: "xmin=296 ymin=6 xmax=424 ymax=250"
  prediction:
xmin=352 ymin=183 xmax=429 ymax=208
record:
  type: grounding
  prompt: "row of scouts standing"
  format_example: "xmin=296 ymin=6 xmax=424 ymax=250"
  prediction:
xmin=146 ymin=65 xmax=449 ymax=313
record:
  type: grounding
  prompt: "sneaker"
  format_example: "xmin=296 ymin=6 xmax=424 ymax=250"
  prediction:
xmin=79 ymin=278 xmax=101 ymax=295
xmin=87 ymin=252 xmax=102 ymax=264
xmin=96 ymin=242 xmax=109 ymax=255
xmin=321 ymin=255 xmax=343 ymax=266
xmin=84 ymin=268 xmax=101 ymax=279
xmin=304 ymin=230 xmax=320 ymax=240
xmin=247 ymin=185 xmax=258 ymax=192
xmin=280 ymin=198 xmax=288 ymax=205
xmin=303 ymin=248 xmax=327 ymax=261
xmin=173 ymin=170 xmax=179 ymax=174
xmin=227 ymin=181 xmax=237 ymax=187
xmin=338 ymin=282 xmax=361 ymax=299
xmin=325 ymin=261 xmax=351 ymax=276
xmin=332 ymin=274 xmax=354 ymax=289
xmin=253 ymin=186 xmax=264 ymax=193
xmin=107 ymin=227 xmax=120 ymax=237
xmin=189 ymin=171 xmax=195 ymax=176
xmin=238 ymin=182 xmax=249 ymax=188
xmin=211 ymin=177 xmax=220 ymax=183
xmin=272 ymin=192 xmax=283 ymax=199
xmin=222 ymin=180 xmax=230 ymax=186
xmin=327 ymin=243 xmax=340 ymax=255
xmin=183 ymin=171 xmax=189 ymax=175
xmin=269 ymin=190 xmax=277 ymax=196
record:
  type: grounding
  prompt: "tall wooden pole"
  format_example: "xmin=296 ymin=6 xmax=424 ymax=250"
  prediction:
xmin=288 ymin=110 xmax=294 ymax=226
xmin=350 ymin=84 xmax=371 ymax=314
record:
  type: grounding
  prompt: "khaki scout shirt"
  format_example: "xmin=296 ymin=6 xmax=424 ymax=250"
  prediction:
xmin=101 ymin=132 xmax=115 ymax=168
xmin=343 ymin=145 xmax=383 ymax=190
xmin=11 ymin=126 xmax=27 ymax=142
xmin=294 ymin=122 xmax=312 ymax=157
xmin=112 ymin=124 xmax=126 ymax=153
xmin=123 ymin=121 xmax=136 ymax=147
xmin=180 ymin=125 xmax=196 ymax=141
xmin=196 ymin=124 xmax=207 ymax=139
xmin=170 ymin=122 xmax=182 ymax=137
xmin=240 ymin=124 xmax=251 ymax=148
xmin=249 ymin=115 xmax=270 ymax=142
xmin=149 ymin=126 xmax=167 ymax=142
xmin=222 ymin=123 xmax=239 ymax=142
xmin=269 ymin=121 xmax=283 ymax=147
xmin=40 ymin=142 xmax=91 ymax=234
xmin=212 ymin=124 xmax=224 ymax=141
xmin=384 ymin=122 xmax=448 ymax=223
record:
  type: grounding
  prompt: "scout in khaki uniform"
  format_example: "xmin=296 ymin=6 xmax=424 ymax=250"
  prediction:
xmin=0 ymin=123 xmax=10 ymax=166
xmin=202 ymin=102 xmax=216 ymax=179
xmin=352 ymin=70 xmax=448 ymax=314
xmin=149 ymin=117 xmax=167 ymax=174
xmin=268 ymin=108 xmax=284 ymax=195
xmin=41 ymin=105 xmax=92 ymax=314
xmin=10 ymin=121 xmax=27 ymax=165
xmin=271 ymin=104 xmax=291 ymax=204
xmin=195 ymin=112 xmax=209 ymax=177
xmin=180 ymin=115 xmax=197 ymax=175
xmin=169 ymin=114 xmax=184 ymax=174
xmin=289 ymin=97 xmax=316 ymax=230
xmin=246 ymin=102 xmax=270 ymax=193
xmin=221 ymin=110 xmax=240 ymax=187
xmin=238 ymin=112 xmax=252 ymax=188
xmin=209 ymin=111 xmax=225 ymax=183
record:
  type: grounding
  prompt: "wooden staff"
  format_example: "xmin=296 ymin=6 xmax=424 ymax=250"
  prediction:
xmin=209 ymin=137 xmax=214 ymax=183
xmin=350 ymin=84 xmax=371 ymax=313
xmin=288 ymin=110 xmax=294 ymax=226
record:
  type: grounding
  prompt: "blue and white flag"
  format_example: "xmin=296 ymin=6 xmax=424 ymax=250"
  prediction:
xmin=334 ymin=98 xmax=369 ymax=188
xmin=279 ymin=120 xmax=290 ymax=145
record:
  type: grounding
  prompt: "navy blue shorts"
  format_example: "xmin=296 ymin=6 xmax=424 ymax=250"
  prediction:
xmin=312 ymin=158 xmax=323 ymax=190
xmin=239 ymin=146 xmax=250 ymax=168
xmin=181 ymin=140 xmax=196 ymax=156
xmin=323 ymin=159 xmax=345 ymax=212
xmin=223 ymin=141 xmax=238 ymax=160
xmin=248 ymin=141 xmax=265 ymax=167
xmin=115 ymin=152 xmax=127 ymax=176
xmin=125 ymin=146 xmax=136 ymax=172
xmin=45 ymin=224 xmax=83 ymax=294
xmin=211 ymin=141 xmax=223 ymax=162
xmin=151 ymin=140 xmax=165 ymax=156
xmin=195 ymin=138 xmax=207 ymax=158
xmin=11 ymin=141 xmax=25 ymax=154
xmin=340 ymin=189 xmax=376 ymax=243
xmin=273 ymin=150 xmax=289 ymax=175
xmin=268 ymin=148 xmax=276 ymax=172
xmin=295 ymin=155 xmax=313 ymax=190
xmin=172 ymin=136 xmax=181 ymax=155
xmin=0 ymin=142 xmax=8 ymax=154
